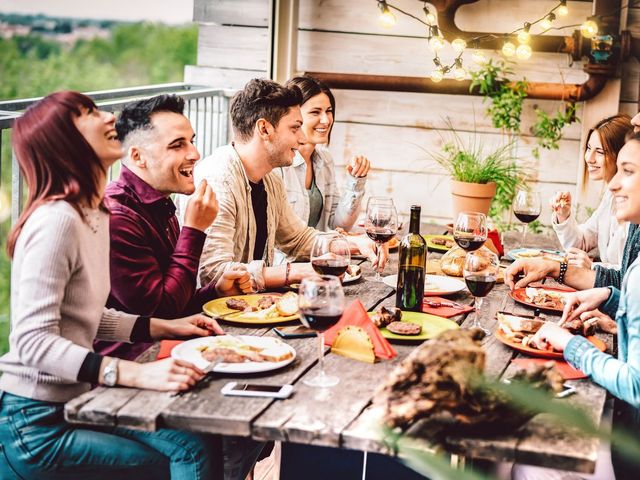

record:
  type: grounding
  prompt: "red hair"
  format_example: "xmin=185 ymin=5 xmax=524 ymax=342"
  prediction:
xmin=7 ymin=91 xmax=107 ymax=257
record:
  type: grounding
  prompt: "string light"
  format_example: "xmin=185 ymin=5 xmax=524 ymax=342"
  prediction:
xmin=423 ymin=3 xmax=436 ymax=24
xmin=516 ymin=44 xmax=532 ymax=60
xmin=378 ymin=1 xmax=396 ymax=28
xmin=540 ymin=12 xmax=556 ymax=30
xmin=453 ymin=58 xmax=466 ymax=81
xmin=517 ymin=23 xmax=531 ymax=44
xmin=428 ymin=25 xmax=445 ymax=51
xmin=581 ymin=18 xmax=599 ymax=38
xmin=472 ymin=49 xmax=487 ymax=64
xmin=451 ymin=38 xmax=467 ymax=53
xmin=557 ymin=0 xmax=569 ymax=17
xmin=502 ymin=40 xmax=516 ymax=57
xmin=431 ymin=68 xmax=444 ymax=83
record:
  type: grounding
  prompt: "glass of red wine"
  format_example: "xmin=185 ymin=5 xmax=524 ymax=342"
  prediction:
xmin=463 ymin=250 xmax=499 ymax=337
xmin=513 ymin=188 xmax=541 ymax=245
xmin=364 ymin=198 xmax=398 ymax=281
xmin=298 ymin=275 xmax=345 ymax=388
xmin=311 ymin=233 xmax=351 ymax=278
xmin=453 ymin=212 xmax=488 ymax=252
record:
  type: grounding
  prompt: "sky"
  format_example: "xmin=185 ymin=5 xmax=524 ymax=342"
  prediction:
xmin=0 ymin=0 xmax=194 ymax=24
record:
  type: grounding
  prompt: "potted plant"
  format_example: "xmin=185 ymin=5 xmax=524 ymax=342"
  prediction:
xmin=428 ymin=129 xmax=524 ymax=223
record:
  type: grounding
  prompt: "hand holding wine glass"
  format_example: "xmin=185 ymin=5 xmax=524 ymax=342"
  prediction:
xmin=364 ymin=197 xmax=398 ymax=281
xmin=311 ymin=233 xmax=351 ymax=277
xmin=513 ymin=188 xmax=541 ymax=244
xmin=298 ymin=276 xmax=345 ymax=388
xmin=463 ymin=250 xmax=499 ymax=337
xmin=453 ymin=212 xmax=488 ymax=252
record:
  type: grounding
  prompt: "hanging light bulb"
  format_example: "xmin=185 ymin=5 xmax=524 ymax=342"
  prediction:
xmin=378 ymin=1 xmax=396 ymax=28
xmin=453 ymin=59 xmax=466 ymax=81
xmin=452 ymin=38 xmax=467 ymax=53
xmin=472 ymin=49 xmax=486 ymax=64
xmin=431 ymin=68 xmax=444 ymax=83
xmin=540 ymin=12 xmax=556 ymax=30
xmin=581 ymin=19 xmax=599 ymax=39
xmin=423 ymin=4 xmax=436 ymax=24
xmin=502 ymin=41 xmax=516 ymax=57
xmin=557 ymin=0 xmax=569 ymax=17
xmin=516 ymin=44 xmax=532 ymax=60
xmin=428 ymin=26 xmax=444 ymax=51
xmin=517 ymin=23 xmax=531 ymax=44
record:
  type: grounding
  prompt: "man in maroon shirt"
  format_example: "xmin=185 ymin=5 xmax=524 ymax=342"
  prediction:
xmin=94 ymin=95 xmax=252 ymax=361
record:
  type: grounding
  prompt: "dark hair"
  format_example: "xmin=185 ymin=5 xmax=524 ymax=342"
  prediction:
xmin=230 ymin=78 xmax=303 ymax=142
xmin=285 ymin=75 xmax=336 ymax=143
xmin=115 ymin=94 xmax=185 ymax=143
xmin=583 ymin=113 xmax=632 ymax=188
xmin=7 ymin=91 xmax=105 ymax=257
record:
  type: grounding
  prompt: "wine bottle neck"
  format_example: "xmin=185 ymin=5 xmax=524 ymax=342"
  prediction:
xmin=409 ymin=210 xmax=421 ymax=234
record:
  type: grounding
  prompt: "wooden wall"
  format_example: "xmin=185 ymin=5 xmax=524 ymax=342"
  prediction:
xmin=187 ymin=0 xmax=640 ymax=224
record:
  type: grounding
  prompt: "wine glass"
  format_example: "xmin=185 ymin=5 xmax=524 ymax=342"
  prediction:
xmin=364 ymin=199 xmax=398 ymax=281
xmin=463 ymin=250 xmax=499 ymax=337
xmin=453 ymin=212 xmax=488 ymax=252
xmin=311 ymin=233 xmax=351 ymax=277
xmin=298 ymin=276 xmax=345 ymax=388
xmin=513 ymin=188 xmax=541 ymax=245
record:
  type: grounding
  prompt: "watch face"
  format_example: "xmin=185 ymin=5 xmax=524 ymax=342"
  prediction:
xmin=104 ymin=369 xmax=116 ymax=386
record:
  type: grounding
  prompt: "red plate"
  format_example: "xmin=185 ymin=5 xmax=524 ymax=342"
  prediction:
xmin=495 ymin=328 xmax=606 ymax=359
xmin=508 ymin=286 xmax=576 ymax=313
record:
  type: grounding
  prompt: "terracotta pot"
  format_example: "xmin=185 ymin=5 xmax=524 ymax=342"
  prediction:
xmin=450 ymin=179 xmax=497 ymax=222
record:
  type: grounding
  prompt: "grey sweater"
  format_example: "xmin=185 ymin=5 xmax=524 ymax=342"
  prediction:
xmin=0 ymin=201 xmax=137 ymax=402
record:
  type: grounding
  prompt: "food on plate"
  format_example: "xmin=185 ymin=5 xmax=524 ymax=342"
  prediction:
xmin=497 ymin=312 xmax=551 ymax=350
xmin=225 ymin=293 xmax=299 ymax=319
xmin=430 ymin=237 xmax=455 ymax=249
xmin=387 ymin=321 xmax=422 ymax=336
xmin=275 ymin=292 xmax=299 ymax=316
xmin=198 ymin=336 xmax=293 ymax=364
xmin=560 ymin=316 xmax=597 ymax=337
xmin=257 ymin=295 xmax=275 ymax=310
xmin=524 ymin=287 xmax=567 ymax=310
xmin=226 ymin=298 xmax=251 ymax=311
xmin=440 ymin=246 xmax=466 ymax=276
xmin=371 ymin=306 xmax=402 ymax=328
xmin=344 ymin=264 xmax=361 ymax=282
xmin=514 ymin=249 xmax=542 ymax=258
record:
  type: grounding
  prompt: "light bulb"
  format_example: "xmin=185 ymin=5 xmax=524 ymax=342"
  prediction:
xmin=502 ymin=41 xmax=516 ymax=57
xmin=452 ymin=38 xmax=467 ymax=53
xmin=581 ymin=20 xmax=599 ymax=39
xmin=540 ymin=13 xmax=555 ymax=30
xmin=472 ymin=49 xmax=486 ymax=64
xmin=453 ymin=65 xmax=466 ymax=81
xmin=429 ymin=35 xmax=445 ymax=51
xmin=431 ymin=69 xmax=444 ymax=83
xmin=558 ymin=1 xmax=568 ymax=16
xmin=423 ymin=7 xmax=436 ymax=24
xmin=379 ymin=9 xmax=396 ymax=28
xmin=516 ymin=44 xmax=532 ymax=60
xmin=517 ymin=30 xmax=530 ymax=44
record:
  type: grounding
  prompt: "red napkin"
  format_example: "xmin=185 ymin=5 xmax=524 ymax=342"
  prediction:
xmin=157 ymin=340 xmax=184 ymax=360
xmin=511 ymin=358 xmax=587 ymax=380
xmin=422 ymin=296 xmax=474 ymax=318
xmin=323 ymin=300 xmax=397 ymax=360
xmin=488 ymin=229 xmax=504 ymax=257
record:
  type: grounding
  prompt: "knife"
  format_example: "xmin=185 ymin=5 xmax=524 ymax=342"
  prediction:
xmin=424 ymin=300 xmax=467 ymax=309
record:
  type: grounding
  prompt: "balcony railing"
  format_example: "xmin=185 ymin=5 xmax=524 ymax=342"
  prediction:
xmin=0 ymin=83 xmax=235 ymax=225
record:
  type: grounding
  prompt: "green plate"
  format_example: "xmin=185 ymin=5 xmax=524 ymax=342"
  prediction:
xmin=424 ymin=234 xmax=455 ymax=252
xmin=369 ymin=311 xmax=459 ymax=342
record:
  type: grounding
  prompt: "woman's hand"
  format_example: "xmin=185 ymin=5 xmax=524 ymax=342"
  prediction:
xmin=565 ymin=247 xmax=593 ymax=269
xmin=560 ymin=287 xmax=611 ymax=325
xmin=124 ymin=358 xmax=206 ymax=392
xmin=346 ymin=155 xmax=370 ymax=178
xmin=530 ymin=322 xmax=574 ymax=353
xmin=579 ymin=309 xmax=618 ymax=334
xmin=150 ymin=314 xmax=224 ymax=340
xmin=504 ymin=259 xmax=559 ymax=290
xmin=550 ymin=191 xmax=572 ymax=223
xmin=347 ymin=235 xmax=389 ymax=270
xmin=215 ymin=265 xmax=254 ymax=296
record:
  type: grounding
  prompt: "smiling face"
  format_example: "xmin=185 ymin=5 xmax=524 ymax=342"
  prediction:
xmin=300 ymin=93 xmax=333 ymax=146
xmin=73 ymin=106 xmax=121 ymax=169
xmin=609 ymin=140 xmax=640 ymax=224
xmin=134 ymin=112 xmax=200 ymax=196
xmin=584 ymin=130 xmax=607 ymax=181
xmin=264 ymin=106 xmax=305 ymax=168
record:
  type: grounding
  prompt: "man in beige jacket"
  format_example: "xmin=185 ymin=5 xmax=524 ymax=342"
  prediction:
xmin=178 ymin=78 xmax=385 ymax=290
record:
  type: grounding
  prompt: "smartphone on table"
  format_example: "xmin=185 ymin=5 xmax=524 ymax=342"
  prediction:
xmin=272 ymin=325 xmax=316 ymax=339
xmin=221 ymin=382 xmax=293 ymax=399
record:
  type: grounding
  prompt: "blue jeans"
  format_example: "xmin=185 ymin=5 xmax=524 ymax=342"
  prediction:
xmin=0 ymin=391 xmax=223 ymax=480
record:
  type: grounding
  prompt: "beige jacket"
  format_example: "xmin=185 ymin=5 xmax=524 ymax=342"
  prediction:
xmin=177 ymin=144 xmax=317 ymax=290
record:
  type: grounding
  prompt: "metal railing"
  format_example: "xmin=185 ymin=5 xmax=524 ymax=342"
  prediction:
xmin=0 ymin=83 xmax=236 ymax=225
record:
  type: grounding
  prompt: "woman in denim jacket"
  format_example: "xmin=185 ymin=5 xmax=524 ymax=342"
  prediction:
xmin=532 ymin=136 xmax=640 ymax=479
xmin=276 ymin=75 xmax=368 ymax=231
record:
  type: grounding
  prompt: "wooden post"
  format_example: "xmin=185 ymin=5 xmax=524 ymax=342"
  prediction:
xmin=268 ymin=0 xmax=299 ymax=83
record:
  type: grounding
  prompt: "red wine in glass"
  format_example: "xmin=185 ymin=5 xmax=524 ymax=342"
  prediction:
xmin=366 ymin=227 xmax=396 ymax=244
xmin=464 ymin=274 xmax=497 ymax=297
xmin=514 ymin=211 xmax=540 ymax=223
xmin=454 ymin=235 xmax=486 ymax=252
xmin=311 ymin=259 xmax=349 ymax=276
xmin=300 ymin=306 xmax=343 ymax=331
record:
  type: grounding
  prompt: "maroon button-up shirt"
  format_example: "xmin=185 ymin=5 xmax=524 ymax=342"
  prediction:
xmin=94 ymin=166 xmax=218 ymax=360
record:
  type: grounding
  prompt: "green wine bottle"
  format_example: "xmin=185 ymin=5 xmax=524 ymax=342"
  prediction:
xmin=396 ymin=205 xmax=427 ymax=312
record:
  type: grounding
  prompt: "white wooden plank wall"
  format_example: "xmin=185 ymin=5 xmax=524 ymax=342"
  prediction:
xmin=189 ymin=0 xmax=640 ymax=224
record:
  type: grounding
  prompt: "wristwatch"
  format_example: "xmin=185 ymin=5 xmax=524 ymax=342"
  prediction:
xmin=103 ymin=358 xmax=119 ymax=387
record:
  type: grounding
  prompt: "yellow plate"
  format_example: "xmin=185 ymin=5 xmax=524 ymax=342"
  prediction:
xmin=369 ymin=311 xmax=459 ymax=342
xmin=203 ymin=293 xmax=299 ymax=325
xmin=424 ymin=234 xmax=455 ymax=252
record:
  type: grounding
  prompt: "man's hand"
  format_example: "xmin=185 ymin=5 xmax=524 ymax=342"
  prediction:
xmin=149 ymin=313 xmax=224 ymax=340
xmin=184 ymin=180 xmax=219 ymax=232
xmin=504 ymin=258 xmax=559 ymax=290
xmin=530 ymin=322 xmax=574 ymax=353
xmin=560 ymin=288 xmax=611 ymax=326
xmin=215 ymin=265 xmax=254 ymax=296
xmin=347 ymin=235 xmax=389 ymax=270
xmin=578 ymin=309 xmax=617 ymax=334
xmin=566 ymin=247 xmax=593 ymax=269
xmin=346 ymin=155 xmax=370 ymax=178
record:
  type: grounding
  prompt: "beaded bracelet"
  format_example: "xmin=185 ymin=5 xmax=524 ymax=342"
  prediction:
xmin=284 ymin=262 xmax=292 ymax=286
xmin=557 ymin=258 xmax=568 ymax=284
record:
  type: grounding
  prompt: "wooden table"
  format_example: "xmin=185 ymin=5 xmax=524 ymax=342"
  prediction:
xmin=65 ymin=228 xmax=611 ymax=474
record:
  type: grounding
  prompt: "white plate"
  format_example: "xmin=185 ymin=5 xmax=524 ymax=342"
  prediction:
xmin=171 ymin=335 xmax=296 ymax=374
xmin=343 ymin=268 xmax=362 ymax=284
xmin=383 ymin=274 xmax=466 ymax=296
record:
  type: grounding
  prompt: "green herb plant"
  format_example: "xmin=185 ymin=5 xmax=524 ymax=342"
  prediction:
xmin=531 ymin=102 xmax=578 ymax=159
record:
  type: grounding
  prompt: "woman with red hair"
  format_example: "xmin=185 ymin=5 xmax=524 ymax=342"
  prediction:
xmin=0 ymin=91 xmax=224 ymax=479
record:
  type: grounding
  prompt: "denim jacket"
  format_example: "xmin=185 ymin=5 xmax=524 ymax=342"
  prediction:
xmin=565 ymin=255 xmax=640 ymax=408
xmin=276 ymin=145 xmax=366 ymax=232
